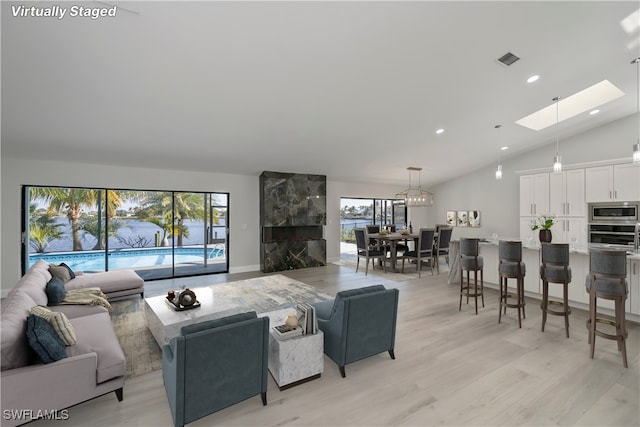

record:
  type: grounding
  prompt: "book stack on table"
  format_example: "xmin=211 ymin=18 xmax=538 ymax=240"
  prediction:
xmin=296 ymin=302 xmax=318 ymax=335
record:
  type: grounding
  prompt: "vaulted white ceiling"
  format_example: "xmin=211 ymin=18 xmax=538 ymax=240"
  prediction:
xmin=3 ymin=1 xmax=639 ymax=187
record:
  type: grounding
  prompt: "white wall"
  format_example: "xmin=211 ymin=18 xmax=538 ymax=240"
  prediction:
xmin=427 ymin=113 xmax=638 ymax=242
xmin=2 ymin=113 xmax=636 ymax=295
xmin=0 ymin=158 xmax=400 ymax=295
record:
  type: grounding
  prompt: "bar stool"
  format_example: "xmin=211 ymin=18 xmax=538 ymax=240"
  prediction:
xmin=585 ymin=249 xmax=628 ymax=368
xmin=498 ymin=240 xmax=526 ymax=328
xmin=540 ymin=243 xmax=572 ymax=337
xmin=459 ymin=238 xmax=484 ymax=314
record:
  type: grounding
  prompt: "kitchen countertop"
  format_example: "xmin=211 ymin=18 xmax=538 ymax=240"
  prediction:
xmin=475 ymin=238 xmax=640 ymax=260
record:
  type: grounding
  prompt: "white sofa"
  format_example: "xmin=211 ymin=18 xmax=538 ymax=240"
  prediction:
xmin=0 ymin=261 xmax=134 ymax=426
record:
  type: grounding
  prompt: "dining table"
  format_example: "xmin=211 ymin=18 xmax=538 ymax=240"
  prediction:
xmin=368 ymin=232 xmax=419 ymax=272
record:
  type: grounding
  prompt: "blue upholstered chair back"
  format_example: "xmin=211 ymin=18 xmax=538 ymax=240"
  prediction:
xmin=460 ymin=238 xmax=480 ymax=257
xmin=589 ymin=249 xmax=626 ymax=277
xmin=354 ymin=228 xmax=367 ymax=251
xmin=499 ymin=240 xmax=522 ymax=262
xmin=312 ymin=285 xmax=399 ymax=371
xmin=542 ymin=243 xmax=570 ymax=265
xmin=162 ymin=312 xmax=269 ymax=427
xmin=585 ymin=249 xmax=628 ymax=297
xmin=437 ymin=227 xmax=453 ymax=251
xmin=418 ymin=228 xmax=436 ymax=253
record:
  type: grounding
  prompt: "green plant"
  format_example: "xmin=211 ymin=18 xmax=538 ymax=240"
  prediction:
xmin=531 ymin=214 xmax=555 ymax=231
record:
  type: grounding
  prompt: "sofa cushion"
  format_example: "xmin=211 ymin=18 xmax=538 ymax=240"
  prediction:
xmin=181 ymin=311 xmax=257 ymax=336
xmin=1 ymin=291 xmax=38 ymax=370
xmin=49 ymin=264 xmax=73 ymax=283
xmin=30 ymin=306 xmax=77 ymax=346
xmin=65 ymin=269 xmax=144 ymax=295
xmin=25 ymin=314 xmax=67 ymax=364
xmin=45 ymin=276 xmax=66 ymax=304
xmin=66 ymin=312 xmax=126 ymax=383
xmin=31 ymin=259 xmax=53 ymax=281
xmin=11 ymin=267 xmax=49 ymax=307
xmin=330 ymin=285 xmax=387 ymax=317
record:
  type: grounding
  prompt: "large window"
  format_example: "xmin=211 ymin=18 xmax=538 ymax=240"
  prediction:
xmin=340 ymin=197 xmax=406 ymax=243
xmin=23 ymin=186 xmax=229 ymax=280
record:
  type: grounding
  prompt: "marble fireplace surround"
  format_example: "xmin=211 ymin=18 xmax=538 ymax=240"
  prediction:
xmin=144 ymin=274 xmax=333 ymax=346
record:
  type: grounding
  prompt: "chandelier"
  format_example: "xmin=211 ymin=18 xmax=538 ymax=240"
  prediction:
xmin=395 ymin=167 xmax=434 ymax=207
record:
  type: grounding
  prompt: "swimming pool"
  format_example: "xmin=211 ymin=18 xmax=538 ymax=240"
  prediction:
xmin=29 ymin=247 xmax=225 ymax=272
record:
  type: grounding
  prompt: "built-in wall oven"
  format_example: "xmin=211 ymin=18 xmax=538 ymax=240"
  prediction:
xmin=588 ymin=202 xmax=639 ymax=247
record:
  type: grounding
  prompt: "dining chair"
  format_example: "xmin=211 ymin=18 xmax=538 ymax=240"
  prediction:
xmin=433 ymin=226 xmax=453 ymax=274
xmin=354 ymin=228 xmax=387 ymax=276
xmin=401 ymin=228 xmax=435 ymax=277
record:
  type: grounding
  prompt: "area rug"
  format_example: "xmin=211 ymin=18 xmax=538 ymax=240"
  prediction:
xmin=111 ymin=274 xmax=333 ymax=378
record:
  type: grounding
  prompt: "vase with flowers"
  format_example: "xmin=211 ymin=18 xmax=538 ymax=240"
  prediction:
xmin=531 ymin=214 xmax=555 ymax=243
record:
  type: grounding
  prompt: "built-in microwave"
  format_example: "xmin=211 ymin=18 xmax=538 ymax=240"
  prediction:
xmin=589 ymin=202 xmax=639 ymax=223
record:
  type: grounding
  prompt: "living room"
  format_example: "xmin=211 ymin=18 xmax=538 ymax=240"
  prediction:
xmin=2 ymin=1 xmax=639 ymax=426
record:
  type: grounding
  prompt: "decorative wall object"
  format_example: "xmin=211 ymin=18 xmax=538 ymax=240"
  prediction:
xmin=446 ymin=211 xmax=457 ymax=226
xmin=260 ymin=171 xmax=326 ymax=273
xmin=457 ymin=211 xmax=468 ymax=227
xmin=468 ymin=211 xmax=481 ymax=227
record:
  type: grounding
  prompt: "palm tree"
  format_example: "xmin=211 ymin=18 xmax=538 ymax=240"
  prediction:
xmin=28 ymin=204 xmax=63 ymax=253
xmin=30 ymin=188 xmax=99 ymax=251
xmin=136 ymin=192 xmax=206 ymax=247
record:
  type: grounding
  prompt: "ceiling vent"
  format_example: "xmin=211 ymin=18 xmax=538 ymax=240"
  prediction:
xmin=497 ymin=51 xmax=520 ymax=67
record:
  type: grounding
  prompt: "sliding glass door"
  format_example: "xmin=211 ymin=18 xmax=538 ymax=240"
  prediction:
xmin=23 ymin=186 xmax=229 ymax=280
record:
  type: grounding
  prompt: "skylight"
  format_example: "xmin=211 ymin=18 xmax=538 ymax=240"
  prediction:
xmin=515 ymin=80 xmax=624 ymax=131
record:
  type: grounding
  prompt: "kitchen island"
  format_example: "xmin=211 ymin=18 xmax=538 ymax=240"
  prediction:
xmin=450 ymin=239 xmax=640 ymax=323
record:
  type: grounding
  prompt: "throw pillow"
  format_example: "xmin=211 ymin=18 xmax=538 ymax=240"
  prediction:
xmin=59 ymin=263 xmax=76 ymax=280
xmin=49 ymin=264 xmax=72 ymax=283
xmin=30 ymin=306 xmax=77 ymax=346
xmin=25 ymin=314 xmax=67 ymax=364
xmin=45 ymin=276 xmax=66 ymax=304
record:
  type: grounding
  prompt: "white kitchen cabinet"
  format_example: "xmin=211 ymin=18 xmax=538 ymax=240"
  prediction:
xmin=585 ymin=164 xmax=640 ymax=202
xmin=549 ymin=169 xmax=586 ymax=217
xmin=552 ymin=217 xmax=587 ymax=247
xmin=520 ymin=173 xmax=549 ymax=216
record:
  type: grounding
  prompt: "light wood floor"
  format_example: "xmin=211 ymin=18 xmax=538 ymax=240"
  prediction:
xmin=31 ymin=263 xmax=639 ymax=427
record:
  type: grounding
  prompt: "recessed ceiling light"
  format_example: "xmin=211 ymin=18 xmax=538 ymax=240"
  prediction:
xmin=589 ymin=109 xmax=600 ymax=115
xmin=515 ymin=80 xmax=624 ymax=131
xmin=435 ymin=129 xmax=444 ymax=134
xmin=501 ymin=146 xmax=509 ymax=150
xmin=527 ymin=75 xmax=539 ymax=83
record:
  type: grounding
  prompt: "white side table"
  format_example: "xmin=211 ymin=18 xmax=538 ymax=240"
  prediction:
xmin=260 ymin=309 xmax=324 ymax=390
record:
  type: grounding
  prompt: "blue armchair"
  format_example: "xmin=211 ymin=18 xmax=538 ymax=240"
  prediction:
xmin=312 ymin=285 xmax=399 ymax=378
xmin=162 ymin=311 xmax=269 ymax=427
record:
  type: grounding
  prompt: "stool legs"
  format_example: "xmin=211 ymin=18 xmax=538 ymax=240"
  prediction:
xmin=498 ymin=275 xmax=524 ymax=328
xmin=459 ymin=268 xmax=483 ymax=314
xmin=588 ymin=292 xmax=628 ymax=368
xmin=541 ymin=280 xmax=571 ymax=338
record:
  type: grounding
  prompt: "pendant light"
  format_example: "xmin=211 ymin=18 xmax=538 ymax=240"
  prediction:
xmin=552 ymin=96 xmax=562 ymax=173
xmin=495 ymin=124 xmax=503 ymax=180
xmin=395 ymin=167 xmax=434 ymax=207
xmin=632 ymin=57 xmax=640 ymax=164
